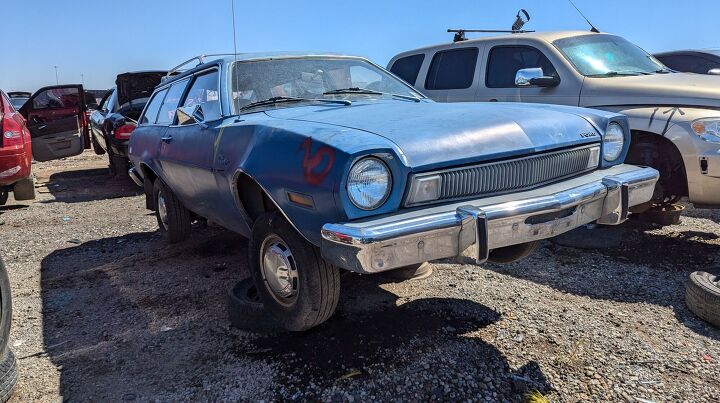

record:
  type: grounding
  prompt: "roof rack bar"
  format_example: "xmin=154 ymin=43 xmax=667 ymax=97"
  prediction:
xmin=447 ymin=29 xmax=535 ymax=42
xmin=165 ymin=55 xmax=206 ymax=77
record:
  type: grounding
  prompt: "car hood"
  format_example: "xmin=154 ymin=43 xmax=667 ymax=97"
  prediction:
xmin=264 ymin=100 xmax=604 ymax=170
xmin=580 ymin=73 xmax=720 ymax=109
xmin=116 ymin=71 xmax=167 ymax=106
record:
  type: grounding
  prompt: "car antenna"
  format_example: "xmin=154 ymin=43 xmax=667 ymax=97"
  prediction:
xmin=230 ymin=0 xmax=242 ymax=121
xmin=568 ymin=0 xmax=600 ymax=33
xmin=448 ymin=9 xmax=533 ymax=42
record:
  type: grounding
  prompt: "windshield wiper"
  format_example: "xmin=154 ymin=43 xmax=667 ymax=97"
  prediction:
xmin=588 ymin=71 xmax=651 ymax=77
xmin=239 ymin=96 xmax=350 ymax=112
xmin=323 ymin=87 xmax=421 ymax=102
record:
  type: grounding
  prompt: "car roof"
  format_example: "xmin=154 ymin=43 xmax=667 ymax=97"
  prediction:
xmin=391 ymin=30 xmax=607 ymax=59
xmin=161 ymin=52 xmax=368 ymax=85
xmin=654 ymin=49 xmax=720 ymax=57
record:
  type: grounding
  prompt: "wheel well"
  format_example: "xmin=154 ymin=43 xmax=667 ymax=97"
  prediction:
xmin=234 ymin=173 xmax=279 ymax=224
xmin=140 ymin=164 xmax=158 ymax=210
xmin=627 ymin=130 xmax=688 ymax=198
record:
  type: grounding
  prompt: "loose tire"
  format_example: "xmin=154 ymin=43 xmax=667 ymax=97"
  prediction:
xmin=249 ymin=212 xmax=340 ymax=331
xmin=153 ymin=179 xmax=191 ymax=243
xmin=686 ymin=269 xmax=720 ymax=328
xmin=227 ymin=278 xmax=279 ymax=332
xmin=0 ymin=258 xmax=17 ymax=402
xmin=382 ymin=262 xmax=433 ymax=281
xmin=488 ymin=241 xmax=539 ymax=264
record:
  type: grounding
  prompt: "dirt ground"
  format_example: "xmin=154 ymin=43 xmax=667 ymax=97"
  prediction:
xmin=1 ymin=151 xmax=718 ymax=402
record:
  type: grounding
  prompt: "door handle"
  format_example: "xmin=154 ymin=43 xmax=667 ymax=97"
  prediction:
xmin=160 ymin=135 xmax=173 ymax=143
xmin=38 ymin=125 xmax=47 ymax=130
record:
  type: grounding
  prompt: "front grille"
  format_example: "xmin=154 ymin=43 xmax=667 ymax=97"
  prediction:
xmin=406 ymin=144 xmax=600 ymax=206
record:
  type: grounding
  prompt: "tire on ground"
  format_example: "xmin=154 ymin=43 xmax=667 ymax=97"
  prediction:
xmin=0 ymin=192 xmax=7 ymax=206
xmin=0 ymin=258 xmax=17 ymax=402
xmin=92 ymin=138 xmax=106 ymax=155
xmin=227 ymin=278 xmax=279 ymax=332
xmin=488 ymin=241 xmax=539 ymax=264
xmin=110 ymin=155 xmax=129 ymax=177
xmin=686 ymin=269 xmax=720 ymax=328
xmin=153 ymin=179 xmax=191 ymax=243
xmin=381 ymin=262 xmax=433 ymax=281
xmin=249 ymin=212 xmax=340 ymax=331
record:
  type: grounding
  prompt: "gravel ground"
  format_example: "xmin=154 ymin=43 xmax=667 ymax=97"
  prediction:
xmin=1 ymin=151 xmax=718 ymax=402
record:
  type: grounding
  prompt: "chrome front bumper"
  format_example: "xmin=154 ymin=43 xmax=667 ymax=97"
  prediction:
xmin=128 ymin=167 xmax=143 ymax=187
xmin=321 ymin=165 xmax=659 ymax=274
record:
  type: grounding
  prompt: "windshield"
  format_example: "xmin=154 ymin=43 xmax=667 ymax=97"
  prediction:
xmin=231 ymin=57 xmax=423 ymax=113
xmin=554 ymin=34 xmax=667 ymax=76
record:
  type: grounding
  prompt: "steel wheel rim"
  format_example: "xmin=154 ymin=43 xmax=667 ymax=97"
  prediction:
xmin=157 ymin=190 xmax=169 ymax=230
xmin=260 ymin=234 xmax=298 ymax=306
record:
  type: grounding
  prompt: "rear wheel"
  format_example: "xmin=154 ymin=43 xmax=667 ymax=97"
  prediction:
xmin=109 ymin=154 xmax=129 ymax=177
xmin=0 ymin=192 xmax=7 ymax=206
xmin=92 ymin=137 xmax=105 ymax=155
xmin=0 ymin=258 xmax=17 ymax=402
xmin=153 ymin=179 xmax=191 ymax=243
xmin=249 ymin=212 xmax=340 ymax=331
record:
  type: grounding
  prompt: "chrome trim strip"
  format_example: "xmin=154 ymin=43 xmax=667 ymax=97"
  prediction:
xmin=128 ymin=167 xmax=143 ymax=187
xmin=321 ymin=166 xmax=659 ymax=274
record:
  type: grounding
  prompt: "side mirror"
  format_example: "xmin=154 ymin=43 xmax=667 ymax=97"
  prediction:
xmin=515 ymin=67 xmax=560 ymax=87
xmin=176 ymin=104 xmax=205 ymax=125
xmin=708 ymin=68 xmax=720 ymax=75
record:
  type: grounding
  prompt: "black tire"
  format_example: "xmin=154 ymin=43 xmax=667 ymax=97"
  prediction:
xmin=92 ymin=137 xmax=106 ymax=155
xmin=488 ymin=241 xmax=539 ymax=264
xmin=686 ymin=269 xmax=720 ymax=328
xmin=0 ymin=258 xmax=17 ymax=403
xmin=381 ymin=262 xmax=433 ymax=281
xmin=249 ymin=212 xmax=340 ymax=331
xmin=625 ymin=137 xmax=687 ymax=206
xmin=227 ymin=278 xmax=279 ymax=332
xmin=0 ymin=192 xmax=7 ymax=206
xmin=153 ymin=179 xmax=191 ymax=243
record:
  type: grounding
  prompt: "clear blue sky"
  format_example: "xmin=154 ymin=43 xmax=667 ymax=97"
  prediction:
xmin=2 ymin=0 xmax=718 ymax=91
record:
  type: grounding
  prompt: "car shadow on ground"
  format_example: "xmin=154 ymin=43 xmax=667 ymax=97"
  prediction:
xmin=39 ymin=227 xmax=552 ymax=400
xmin=37 ymin=168 xmax=141 ymax=203
xmin=484 ymin=220 xmax=720 ymax=341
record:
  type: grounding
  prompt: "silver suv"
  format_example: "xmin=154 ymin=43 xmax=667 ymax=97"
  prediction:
xmin=390 ymin=31 xmax=720 ymax=208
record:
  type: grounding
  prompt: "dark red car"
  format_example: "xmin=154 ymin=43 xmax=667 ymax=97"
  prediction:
xmin=1 ymin=85 xmax=90 ymax=205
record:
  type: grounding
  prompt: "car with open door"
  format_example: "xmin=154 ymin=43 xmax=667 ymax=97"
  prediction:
xmin=18 ymin=84 xmax=90 ymax=163
xmin=128 ymin=53 xmax=658 ymax=331
xmin=90 ymin=71 xmax=166 ymax=175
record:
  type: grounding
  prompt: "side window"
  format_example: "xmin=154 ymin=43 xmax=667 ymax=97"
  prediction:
xmin=99 ymin=90 xmax=113 ymax=112
xmin=390 ymin=54 xmax=425 ymax=85
xmin=32 ymin=87 xmax=81 ymax=109
xmin=104 ymin=90 xmax=117 ymax=113
xmin=140 ymin=88 xmax=168 ymax=125
xmin=182 ymin=70 xmax=221 ymax=121
xmin=156 ymin=79 xmax=189 ymax=125
xmin=486 ymin=46 xmax=558 ymax=88
xmin=425 ymin=47 xmax=479 ymax=90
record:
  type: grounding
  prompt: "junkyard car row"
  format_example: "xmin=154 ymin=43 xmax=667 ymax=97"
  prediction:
xmin=1 ymin=21 xmax=720 ymax=401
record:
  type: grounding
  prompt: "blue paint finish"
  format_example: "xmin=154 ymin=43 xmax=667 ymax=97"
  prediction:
xmin=129 ymin=54 xmax=630 ymax=247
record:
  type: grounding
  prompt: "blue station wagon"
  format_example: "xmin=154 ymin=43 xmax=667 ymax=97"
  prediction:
xmin=128 ymin=52 xmax=659 ymax=331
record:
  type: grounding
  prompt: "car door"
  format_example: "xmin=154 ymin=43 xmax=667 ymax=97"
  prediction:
xmin=480 ymin=44 xmax=580 ymax=106
xmin=422 ymin=46 xmax=482 ymax=102
xmin=19 ymin=85 xmax=89 ymax=162
xmin=156 ymin=69 xmax=223 ymax=219
xmin=90 ymin=89 xmax=115 ymax=151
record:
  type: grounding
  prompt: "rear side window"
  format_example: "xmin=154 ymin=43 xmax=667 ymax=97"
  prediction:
xmin=390 ymin=54 xmax=425 ymax=85
xmin=486 ymin=46 xmax=558 ymax=88
xmin=425 ymin=47 xmax=478 ymax=90
xmin=140 ymin=88 xmax=168 ymax=125
xmin=182 ymin=70 xmax=221 ymax=121
xmin=156 ymin=79 xmax=189 ymax=125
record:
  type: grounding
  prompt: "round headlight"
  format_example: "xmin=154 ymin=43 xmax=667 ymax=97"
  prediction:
xmin=603 ymin=122 xmax=625 ymax=162
xmin=347 ymin=157 xmax=391 ymax=210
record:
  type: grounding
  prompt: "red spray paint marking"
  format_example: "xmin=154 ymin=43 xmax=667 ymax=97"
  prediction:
xmin=300 ymin=138 xmax=335 ymax=185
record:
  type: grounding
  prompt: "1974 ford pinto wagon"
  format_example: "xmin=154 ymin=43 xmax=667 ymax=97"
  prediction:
xmin=128 ymin=53 xmax=659 ymax=331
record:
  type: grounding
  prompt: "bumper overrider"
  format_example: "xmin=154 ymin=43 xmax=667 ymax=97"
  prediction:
xmin=321 ymin=165 xmax=659 ymax=274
